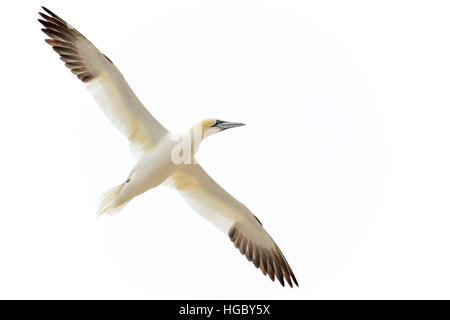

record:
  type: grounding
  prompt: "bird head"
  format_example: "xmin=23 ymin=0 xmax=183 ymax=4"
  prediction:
xmin=201 ymin=118 xmax=245 ymax=139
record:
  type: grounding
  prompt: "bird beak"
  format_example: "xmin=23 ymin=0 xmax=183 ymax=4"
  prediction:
xmin=213 ymin=121 xmax=245 ymax=130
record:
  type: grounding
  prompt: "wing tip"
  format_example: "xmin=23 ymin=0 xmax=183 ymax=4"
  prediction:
xmin=228 ymin=223 xmax=299 ymax=288
xmin=38 ymin=8 xmax=98 ymax=83
xmin=41 ymin=6 xmax=60 ymax=20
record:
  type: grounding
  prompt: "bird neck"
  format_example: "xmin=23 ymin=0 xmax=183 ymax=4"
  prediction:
xmin=186 ymin=121 xmax=210 ymax=142
xmin=170 ymin=125 xmax=204 ymax=165
xmin=186 ymin=124 xmax=205 ymax=152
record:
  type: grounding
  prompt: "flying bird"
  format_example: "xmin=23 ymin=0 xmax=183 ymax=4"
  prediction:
xmin=38 ymin=6 xmax=298 ymax=287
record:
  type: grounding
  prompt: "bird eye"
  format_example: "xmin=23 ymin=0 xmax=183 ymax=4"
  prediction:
xmin=212 ymin=119 xmax=224 ymax=127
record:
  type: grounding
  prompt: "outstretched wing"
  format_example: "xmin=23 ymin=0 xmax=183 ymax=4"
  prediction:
xmin=167 ymin=163 xmax=298 ymax=287
xmin=38 ymin=7 xmax=168 ymax=157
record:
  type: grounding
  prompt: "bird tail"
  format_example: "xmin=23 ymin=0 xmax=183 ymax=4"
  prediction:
xmin=97 ymin=183 xmax=130 ymax=216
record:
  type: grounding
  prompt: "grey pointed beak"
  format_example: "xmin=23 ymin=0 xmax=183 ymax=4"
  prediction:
xmin=213 ymin=121 xmax=245 ymax=130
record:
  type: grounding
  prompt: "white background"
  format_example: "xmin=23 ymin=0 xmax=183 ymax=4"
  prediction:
xmin=0 ymin=0 xmax=449 ymax=299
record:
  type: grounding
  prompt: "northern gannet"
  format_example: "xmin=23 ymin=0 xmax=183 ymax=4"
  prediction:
xmin=38 ymin=6 xmax=298 ymax=287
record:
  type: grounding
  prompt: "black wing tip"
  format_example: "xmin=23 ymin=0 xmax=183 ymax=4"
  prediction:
xmin=39 ymin=6 xmax=66 ymax=26
xmin=276 ymin=275 xmax=299 ymax=288
xmin=276 ymin=274 xmax=300 ymax=288
xmin=228 ymin=223 xmax=299 ymax=288
xmin=282 ymin=271 xmax=298 ymax=288
xmin=283 ymin=267 xmax=298 ymax=288
xmin=292 ymin=275 xmax=299 ymax=287
xmin=37 ymin=18 xmax=50 ymax=29
xmin=38 ymin=8 xmax=97 ymax=83
xmin=41 ymin=6 xmax=56 ymax=18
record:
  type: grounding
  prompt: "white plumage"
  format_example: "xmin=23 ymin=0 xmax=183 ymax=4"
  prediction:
xmin=39 ymin=6 xmax=297 ymax=287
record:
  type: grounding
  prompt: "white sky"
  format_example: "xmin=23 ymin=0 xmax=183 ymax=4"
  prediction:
xmin=1 ymin=0 xmax=450 ymax=299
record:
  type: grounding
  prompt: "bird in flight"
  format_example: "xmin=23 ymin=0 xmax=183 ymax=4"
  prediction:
xmin=38 ymin=6 xmax=298 ymax=287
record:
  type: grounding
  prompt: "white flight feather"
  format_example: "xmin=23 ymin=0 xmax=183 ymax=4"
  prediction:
xmin=58 ymin=18 xmax=169 ymax=158
xmin=167 ymin=163 xmax=275 ymax=249
xmin=39 ymin=6 xmax=297 ymax=286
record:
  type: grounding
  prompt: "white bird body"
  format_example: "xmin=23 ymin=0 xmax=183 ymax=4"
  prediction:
xmin=39 ymin=6 xmax=298 ymax=287
xmin=116 ymin=135 xmax=183 ymax=204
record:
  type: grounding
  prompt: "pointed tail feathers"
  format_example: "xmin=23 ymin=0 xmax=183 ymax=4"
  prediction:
xmin=98 ymin=183 xmax=130 ymax=215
